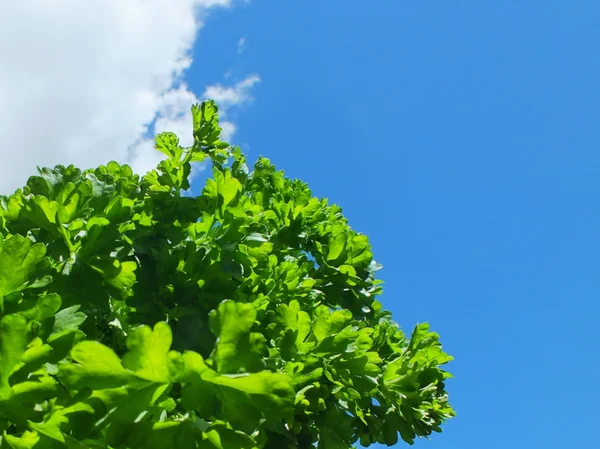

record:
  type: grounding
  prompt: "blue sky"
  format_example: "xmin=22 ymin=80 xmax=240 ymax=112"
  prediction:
xmin=185 ymin=1 xmax=600 ymax=448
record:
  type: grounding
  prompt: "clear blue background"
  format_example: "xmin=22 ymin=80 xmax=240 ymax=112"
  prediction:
xmin=188 ymin=2 xmax=600 ymax=447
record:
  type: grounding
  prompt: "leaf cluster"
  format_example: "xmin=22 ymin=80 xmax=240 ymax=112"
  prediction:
xmin=0 ymin=101 xmax=454 ymax=449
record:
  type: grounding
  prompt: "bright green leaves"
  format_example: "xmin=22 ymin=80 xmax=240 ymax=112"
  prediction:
xmin=89 ymin=257 xmax=137 ymax=294
xmin=104 ymin=194 xmax=134 ymax=224
xmin=18 ymin=196 xmax=60 ymax=232
xmin=200 ymin=422 xmax=257 ymax=449
xmin=57 ymin=321 xmax=293 ymax=447
xmin=54 ymin=182 xmax=82 ymax=224
xmin=210 ymin=372 xmax=294 ymax=415
xmin=0 ymin=312 xmax=63 ymax=425
xmin=274 ymin=300 xmax=312 ymax=356
xmin=59 ymin=340 xmax=130 ymax=390
xmin=0 ymin=314 xmax=28 ymax=400
xmin=192 ymin=101 xmax=220 ymax=146
xmin=31 ymin=293 xmax=62 ymax=322
xmin=209 ymin=300 xmax=266 ymax=374
xmin=325 ymin=225 xmax=372 ymax=269
xmin=0 ymin=100 xmax=453 ymax=449
xmin=0 ymin=235 xmax=46 ymax=307
xmin=55 ymin=324 xmax=178 ymax=447
xmin=144 ymin=101 xmax=230 ymax=195
xmin=147 ymin=127 xmax=198 ymax=194
xmin=375 ymin=323 xmax=455 ymax=445
xmin=168 ymin=350 xmax=209 ymax=384
xmin=209 ymin=372 xmax=295 ymax=433
xmin=122 ymin=322 xmax=173 ymax=383
xmin=50 ymin=306 xmax=87 ymax=340
xmin=312 ymin=306 xmax=353 ymax=342
xmin=2 ymin=431 xmax=39 ymax=449
xmin=155 ymin=132 xmax=183 ymax=160
xmin=191 ymin=101 xmax=230 ymax=165
xmin=61 ymin=322 xmax=174 ymax=389
xmin=28 ymin=401 xmax=95 ymax=444
xmin=172 ymin=350 xmax=295 ymax=436
xmin=326 ymin=231 xmax=347 ymax=263
xmin=265 ymin=297 xmax=455 ymax=448
xmin=203 ymin=169 xmax=242 ymax=216
xmin=144 ymin=157 xmax=191 ymax=193
xmin=173 ymin=353 xmax=218 ymax=417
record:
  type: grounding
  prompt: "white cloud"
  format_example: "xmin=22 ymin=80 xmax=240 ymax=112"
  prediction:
xmin=0 ymin=0 xmax=257 ymax=194
xmin=202 ymin=75 xmax=260 ymax=111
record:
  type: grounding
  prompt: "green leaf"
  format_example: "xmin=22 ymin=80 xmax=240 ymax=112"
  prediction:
xmin=10 ymin=374 xmax=60 ymax=405
xmin=22 ymin=196 xmax=59 ymax=229
xmin=202 ymin=422 xmax=256 ymax=449
xmin=209 ymin=300 xmax=265 ymax=374
xmin=56 ymin=182 xmax=81 ymax=223
xmin=122 ymin=322 xmax=173 ymax=383
xmin=26 ymin=293 xmax=61 ymax=323
xmin=203 ymin=169 xmax=242 ymax=213
xmin=20 ymin=338 xmax=53 ymax=366
xmin=180 ymin=378 xmax=218 ymax=419
xmin=59 ymin=341 xmax=130 ymax=390
xmin=169 ymin=352 xmax=218 ymax=417
xmin=28 ymin=402 xmax=95 ymax=444
xmin=275 ymin=300 xmax=312 ymax=353
xmin=137 ymin=421 xmax=181 ymax=449
xmin=208 ymin=371 xmax=295 ymax=427
xmin=0 ymin=314 xmax=28 ymax=400
xmin=154 ymin=132 xmax=181 ymax=159
xmin=326 ymin=232 xmax=347 ymax=263
xmin=2 ymin=430 xmax=42 ymax=449
xmin=192 ymin=101 xmax=223 ymax=150
xmin=168 ymin=351 xmax=210 ymax=384
xmin=0 ymin=235 xmax=46 ymax=306
xmin=89 ymin=257 xmax=137 ymax=293
xmin=312 ymin=306 xmax=352 ymax=343
xmin=49 ymin=305 xmax=87 ymax=340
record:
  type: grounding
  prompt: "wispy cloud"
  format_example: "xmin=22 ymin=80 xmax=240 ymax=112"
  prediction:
xmin=202 ymin=75 xmax=260 ymax=112
xmin=237 ymin=36 xmax=247 ymax=54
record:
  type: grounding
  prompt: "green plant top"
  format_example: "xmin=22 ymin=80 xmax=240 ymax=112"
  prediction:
xmin=0 ymin=101 xmax=454 ymax=449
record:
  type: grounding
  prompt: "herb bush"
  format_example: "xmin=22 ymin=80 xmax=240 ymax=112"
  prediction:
xmin=0 ymin=101 xmax=454 ymax=449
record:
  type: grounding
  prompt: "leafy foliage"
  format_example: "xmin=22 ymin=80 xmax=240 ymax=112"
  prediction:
xmin=0 ymin=101 xmax=454 ymax=449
